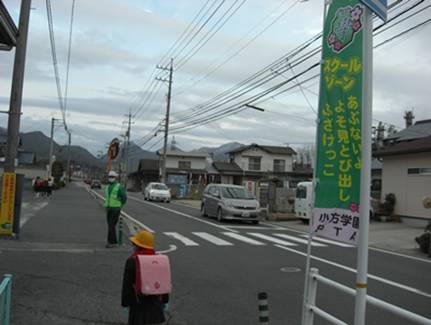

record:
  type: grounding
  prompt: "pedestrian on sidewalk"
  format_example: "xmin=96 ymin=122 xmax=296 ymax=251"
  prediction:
xmin=122 ymin=230 xmax=170 ymax=325
xmin=104 ymin=170 xmax=127 ymax=248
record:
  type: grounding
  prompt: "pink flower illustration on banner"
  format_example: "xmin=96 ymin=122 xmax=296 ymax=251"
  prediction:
xmin=351 ymin=5 xmax=363 ymax=21
xmin=334 ymin=42 xmax=342 ymax=51
xmin=352 ymin=20 xmax=362 ymax=32
xmin=328 ymin=33 xmax=336 ymax=45
xmin=349 ymin=202 xmax=359 ymax=213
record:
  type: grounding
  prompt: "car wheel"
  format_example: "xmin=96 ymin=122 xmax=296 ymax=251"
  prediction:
xmin=217 ymin=208 xmax=223 ymax=222
xmin=200 ymin=204 xmax=207 ymax=217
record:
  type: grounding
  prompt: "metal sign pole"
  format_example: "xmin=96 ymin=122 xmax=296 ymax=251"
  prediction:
xmin=354 ymin=6 xmax=373 ymax=325
xmin=301 ymin=2 xmax=328 ymax=324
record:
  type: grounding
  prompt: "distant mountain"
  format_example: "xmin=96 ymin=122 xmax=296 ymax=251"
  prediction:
xmin=125 ymin=142 xmax=158 ymax=172
xmin=19 ymin=131 xmax=100 ymax=167
xmin=99 ymin=142 xmax=158 ymax=173
xmin=56 ymin=145 xmax=101 ymax=167
xmin=20 ymin=131 xmax=60 ymax=161
xmin=193 ymin=141 xmax=243 ymax=161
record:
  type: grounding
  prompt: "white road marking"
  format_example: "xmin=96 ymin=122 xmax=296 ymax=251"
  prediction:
xmin=164 ymin=232 xmax=199 ymax=246
xmin=121 ymin=211 xmax=155 ymax=233
xmin=157 ymin=245 xmax=177 ymax=254
xmin=275 ymin=245 xmax=431 ymax=299
xmin=222 ymin=232 xmax=266 ymax=245
xmin=274 ymin=233 xmax=327 ymax=247
xmin=299 ymin=234 xmax=354 ymax=247
xmin=193 ymin=232 xmax=233 ymax=246
xmin=225 ymin=225 xmax=284 ymax=230
xmin=367 ymin=246 xmax=431 ymax=264
xmin=248 ymin=233 xmax=297 ymax=246
xmin=89 ymin=189 xmax=155 ymax=233
xmin=20 ymin=202 xmax=49 ymax=227
xmin=128 ymin=195 xmax=239 ymax=233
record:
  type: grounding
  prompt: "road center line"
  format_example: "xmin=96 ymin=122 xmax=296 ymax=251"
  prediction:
xmin=275 ymin=244 xmax=431 ymax=299
xmin=128 ymin=195 xmax=239 ymax=233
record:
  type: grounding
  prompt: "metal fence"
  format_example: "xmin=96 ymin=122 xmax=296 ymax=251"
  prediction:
xmin=303 ymin=268 xmax=431 ymax=325
xmin=0 ymin=274 xmax=12 ymax=325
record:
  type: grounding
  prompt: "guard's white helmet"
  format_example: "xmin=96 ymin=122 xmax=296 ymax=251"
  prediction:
xmin=108 ymin=170 xmax=118 ymax=178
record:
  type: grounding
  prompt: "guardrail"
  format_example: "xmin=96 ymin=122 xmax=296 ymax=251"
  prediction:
xmin=0 ymin=274 xmax=12 ymax=325
xmin=303 ymin=268 xmax=431 ymax=325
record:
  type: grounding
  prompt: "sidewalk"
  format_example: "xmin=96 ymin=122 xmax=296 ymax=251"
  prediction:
xmin=175 ymin=199 xmax=429 ymax=258
xmin=0 ymin=182 xmax=130 ymax=325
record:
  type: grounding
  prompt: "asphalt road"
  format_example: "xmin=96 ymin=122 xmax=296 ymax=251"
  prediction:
xmin=2 ymin=184 xmax=430 ymax=325
xmin=117 ymin=191 xmax=431 ymax=325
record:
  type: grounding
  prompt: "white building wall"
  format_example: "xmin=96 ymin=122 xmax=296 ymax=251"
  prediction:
xmin=232 ymin=148 xmax=293 ymax=172
xmin=165 ymin=156 xmax=206 ymax=170
xmin=381 ymin=153 xmax=431 ymax=218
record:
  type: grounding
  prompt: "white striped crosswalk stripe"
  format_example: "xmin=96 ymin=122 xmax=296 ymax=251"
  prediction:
xmin=222 ymin=232 xmax=266 ymax=245
xmin=272 ymin=233 xmax=326 ymax=247
xmin=299 ymin=234 xmax=353 ymax=247
xmin=248 ymin=233 xmax=297 ymax=246
xmin=164 ymin=232 xmax=199 ymax=246
xmin=193 ymin=232 xmax=233 ymax=246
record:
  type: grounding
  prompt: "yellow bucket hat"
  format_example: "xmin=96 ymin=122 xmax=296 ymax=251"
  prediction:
xmin=129 ymin=230 xmax=154 ymax=249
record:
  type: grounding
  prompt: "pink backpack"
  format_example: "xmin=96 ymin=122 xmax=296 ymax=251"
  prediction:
xmin=135 ymin=254 xmax=172 ymax=295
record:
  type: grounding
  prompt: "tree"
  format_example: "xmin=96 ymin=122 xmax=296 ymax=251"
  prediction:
xmin=51 ymin=160 xmax=64 ymax=184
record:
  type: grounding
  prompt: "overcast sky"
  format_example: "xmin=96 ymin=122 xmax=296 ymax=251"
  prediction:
xmin=1 ymin=0 xmax=430 ymax=155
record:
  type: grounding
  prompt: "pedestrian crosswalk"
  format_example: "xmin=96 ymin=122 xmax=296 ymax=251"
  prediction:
xmin=159 ymin=231 xmax=353 ymax=249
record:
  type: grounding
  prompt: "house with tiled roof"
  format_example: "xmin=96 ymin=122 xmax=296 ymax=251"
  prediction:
xmin=374 ymin=119 xmax=431 ymax=218
xmin=226 ymin=143 xmax=305 ymax=187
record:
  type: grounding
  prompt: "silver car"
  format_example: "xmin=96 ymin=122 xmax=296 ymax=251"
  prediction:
xmin=144 ymin=182 xmax=171 ymax=203
xmin=200 ymin=184 xmax=261 ymax=224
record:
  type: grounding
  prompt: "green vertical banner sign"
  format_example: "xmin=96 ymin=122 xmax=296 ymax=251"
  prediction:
xmin=312 ymin=0 xmax=365 ymax=245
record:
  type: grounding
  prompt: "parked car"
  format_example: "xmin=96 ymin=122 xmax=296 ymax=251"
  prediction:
xmin=200 ymin=184 xmax=261 ymax=224
xmin=294 ymin=181 xmax=376 ymax=222
xmin=90 ymin=179 xmax=102 ymax=189
xmin=144 ymin=182 xmax=171 ymax=203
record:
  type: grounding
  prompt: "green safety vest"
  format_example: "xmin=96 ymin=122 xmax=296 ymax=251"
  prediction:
xmin=104 ymin=183 xmax=122 ymax=208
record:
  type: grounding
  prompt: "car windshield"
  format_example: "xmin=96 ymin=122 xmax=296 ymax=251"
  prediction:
xmin=152 ymin=184 xmax=168 ymax=190
xmin=221 ymin=187 xmax=254 ymax=199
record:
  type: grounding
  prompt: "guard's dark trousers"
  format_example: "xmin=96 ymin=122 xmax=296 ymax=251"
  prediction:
xmin=107 ymin=209 xmax=121 ymax=244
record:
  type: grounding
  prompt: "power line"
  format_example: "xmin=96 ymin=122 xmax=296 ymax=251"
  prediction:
xmin=63 ymin=0 xmax=76 ymax=131
xmin=175 ymin=0 xmax=247 ymax=70
xmin=46 ymin=0 xmax=66 ymax=124
xmin=129 ymin=0 xmax=428 ymax=151
xmin=174 ymin=0 xmax=301 ymax=95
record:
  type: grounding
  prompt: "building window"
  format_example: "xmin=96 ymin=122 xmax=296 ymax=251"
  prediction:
xmin=248 ymin=157 xmax=261 ymax=171
xmin=273 ymin=159 xmax=286 ymax=172
xmin=178 ymin=161 xmax=191 ymax=169
xmin=407 ymin=168 xmax=431 ymax=175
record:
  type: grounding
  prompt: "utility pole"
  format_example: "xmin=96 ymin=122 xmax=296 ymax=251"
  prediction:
xmin=4 ymin=0 xmax=32 ymax=173
xmin=47 ymin=117 xmax=62 ymax=177
xmin=123 ymin=110 xmax=132 ymax=187
xmin=156 ymin=58 xmax=173 ymax=184
xmin=66 ymin=131 xmax=71 ymax=182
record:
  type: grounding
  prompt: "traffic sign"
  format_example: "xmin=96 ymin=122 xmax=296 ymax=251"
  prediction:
xmin=361 ymin=0 xmax=387 ymax=21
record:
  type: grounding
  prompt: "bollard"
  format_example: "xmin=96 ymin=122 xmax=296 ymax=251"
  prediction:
xmin=258 ymin=292 xmax=269 ymax=324
xmin=118 ymin=216 xmax=123 ymax=246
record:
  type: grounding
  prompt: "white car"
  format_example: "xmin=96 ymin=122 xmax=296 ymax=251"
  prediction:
xmin=144 ymin=182 xmax=171 ymax=203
